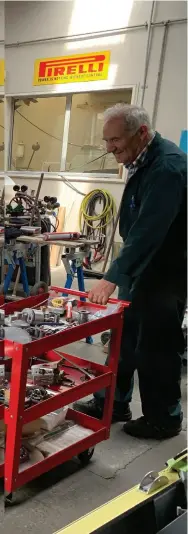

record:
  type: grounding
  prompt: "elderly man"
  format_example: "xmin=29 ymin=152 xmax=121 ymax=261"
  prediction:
xmin=75 ymin=104 xmax=187 ymax=439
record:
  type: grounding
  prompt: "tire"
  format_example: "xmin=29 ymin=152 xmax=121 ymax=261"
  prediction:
xmin=30 ymin=281 xmax=48 ymax=296
xmin=78 ymin=448 xmax=94 ymax=466
xmin=5 ymin=493 xmax=13 ymax=507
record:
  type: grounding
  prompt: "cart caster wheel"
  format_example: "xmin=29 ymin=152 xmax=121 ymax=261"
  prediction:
xmin=5 ymin=493 xmax=13 ymax=507
xmin=101 ymin=331 xmax=110 ymax=346
xmin=78 ymin=448 xmax=94 ymax=466
xmin=30 ymin=281 xmax=48 ymax=296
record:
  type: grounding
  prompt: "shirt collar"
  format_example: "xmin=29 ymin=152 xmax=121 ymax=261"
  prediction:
xmin=126 ymin=133 xmax=156 ymax=170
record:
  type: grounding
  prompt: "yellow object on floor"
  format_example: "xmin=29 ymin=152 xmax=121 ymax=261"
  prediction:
xmin=54 ymin=467 xmax=180 ymax=534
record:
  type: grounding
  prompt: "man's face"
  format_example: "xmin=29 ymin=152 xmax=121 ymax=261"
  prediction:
xmin=103 ymin=117 xmax=146 ymax=165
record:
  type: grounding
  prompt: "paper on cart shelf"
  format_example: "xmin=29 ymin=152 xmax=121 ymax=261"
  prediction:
xmin=40 ymin=406 xmax=68 ymax=431
xmin=0 ymin=417 xmax=42 ymax=436
xmin=27 ymin=421 xmax=72 ymax=447
xmin=36 ymin=424 xmax=94 ymax=456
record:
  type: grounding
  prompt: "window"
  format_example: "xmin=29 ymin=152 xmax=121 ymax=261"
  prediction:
xmin=11 ymin=96 xmax=66 ymax=171
xmin=10 ymin=88 xmax=133 ymax=174
xmin=0 ymin=98 xmax=4 ymax=171
xmin=66 ymin=89 xmax=132 ymax=173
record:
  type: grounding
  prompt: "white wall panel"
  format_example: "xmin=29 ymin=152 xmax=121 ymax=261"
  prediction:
xmin=5 ymin=30 xmax=146 ymax=95
xmin=5 ymin=1 xmax=152 ymax=43
xmin=155 ymin=23 xmax=187 ymax=144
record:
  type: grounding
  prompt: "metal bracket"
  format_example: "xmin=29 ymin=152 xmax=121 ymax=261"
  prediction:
xmin=62 ymin=251 xmax=85 ymax=274
xmin=139 ymin=470 xmax=169 ymax=495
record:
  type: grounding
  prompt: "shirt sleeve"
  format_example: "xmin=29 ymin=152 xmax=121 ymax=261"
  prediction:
xmin=104 ymin=164 xmax=184 ymax=286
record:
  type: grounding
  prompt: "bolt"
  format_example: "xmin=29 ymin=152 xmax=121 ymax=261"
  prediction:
xmin=10 ymin=415 xmax=13 ymax=419
xmin=5 ymin=478 xmax=7 ymax=481
xmin=20 ymin=416 xmax=22 ymax=420
xmin=15 ymin=478 xmax=16 ymax=482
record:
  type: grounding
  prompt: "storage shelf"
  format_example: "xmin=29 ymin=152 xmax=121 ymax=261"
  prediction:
xmin=13 ymin=409 xmax=106 ymax=489
xmin=5 ymin=369 xmax=112 ymax=425
xmin=5 ymin=350 xmax=112 ymax=425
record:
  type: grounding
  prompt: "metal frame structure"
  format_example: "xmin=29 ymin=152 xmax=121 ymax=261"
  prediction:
xmin=3 ymin=287 xmax=126 ymax=496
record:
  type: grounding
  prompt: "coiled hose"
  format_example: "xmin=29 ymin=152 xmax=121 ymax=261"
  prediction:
xmin=79 ymin=189 xmax=116 ymax=266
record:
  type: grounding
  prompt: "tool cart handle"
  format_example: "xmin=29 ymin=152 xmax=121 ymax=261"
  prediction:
xmin=50 ymin=286 xmax=130 ymax=308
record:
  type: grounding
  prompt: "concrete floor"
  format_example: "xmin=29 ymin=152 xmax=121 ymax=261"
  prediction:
xmin=3 ymin=266 xmax=187 ymax=533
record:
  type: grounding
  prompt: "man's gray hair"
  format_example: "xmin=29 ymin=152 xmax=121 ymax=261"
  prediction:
xmin=103 ymin=104 xmax=153 ymax=135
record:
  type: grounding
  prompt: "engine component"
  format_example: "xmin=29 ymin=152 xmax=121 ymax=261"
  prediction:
xmin=77 ymin=309 xmax=90 ymax=324
xmin=32 ymin=366 xmax=55 ymax=386
xmin=28 ymin=387 xmax=51 ymax=404
xmin=4 ymin=326 xmax=32 ymax=344
xmin=22 ymin=308 xmax=45 ymax=325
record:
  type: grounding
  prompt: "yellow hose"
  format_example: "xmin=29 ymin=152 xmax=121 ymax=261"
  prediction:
xmin=79 ymin=189 xmax=116 ymax=231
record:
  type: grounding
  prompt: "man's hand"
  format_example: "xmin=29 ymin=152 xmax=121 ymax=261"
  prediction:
xmin=88 ymin=279 xmax=116 ymax=305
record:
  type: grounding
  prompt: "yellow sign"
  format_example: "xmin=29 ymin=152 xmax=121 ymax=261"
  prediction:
xmin=0 ymin=60 xmax=4 ymax=86
xmin=33 ymin=51 xmax=110 ymax=86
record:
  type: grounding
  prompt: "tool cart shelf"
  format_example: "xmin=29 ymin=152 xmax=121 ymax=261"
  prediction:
xmin=3 ymin=287 xmax=126 ymax=500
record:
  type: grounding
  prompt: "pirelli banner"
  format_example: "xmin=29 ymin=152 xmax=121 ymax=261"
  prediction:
xmin=33 ymin=51 xmax=110 ymax=86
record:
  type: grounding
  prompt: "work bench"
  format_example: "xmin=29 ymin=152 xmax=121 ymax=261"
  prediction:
xmin=3 ymin=234 xmax=99 ymax=297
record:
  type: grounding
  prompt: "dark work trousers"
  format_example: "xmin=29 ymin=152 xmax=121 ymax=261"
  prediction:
xmin=95 ymin=278 xmax=186 ymax=426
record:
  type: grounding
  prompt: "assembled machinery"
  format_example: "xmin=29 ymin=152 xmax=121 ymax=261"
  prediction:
xmin=2 ymin=177 xmax=60 ymax=296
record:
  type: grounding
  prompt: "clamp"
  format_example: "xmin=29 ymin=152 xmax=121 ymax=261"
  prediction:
xmin=139 ymin=471 xmax=169 ymax=495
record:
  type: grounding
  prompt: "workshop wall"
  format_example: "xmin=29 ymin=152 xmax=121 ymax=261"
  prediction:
xmin=5 ymin=1 xmax=187 ymax=143
xmin=5 ymin=1 xmax=187 ymax=249
xmin=0 ymin=1 xmax=4 ymax=171
xmin=0 ymin=1 xmax=4 ymax=84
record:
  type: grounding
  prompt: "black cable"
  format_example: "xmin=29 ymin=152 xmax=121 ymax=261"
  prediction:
xmin=16 ymin=110 xmax=82 ymax=147
xmin=80 ymin=190 xmax=116 ymax=265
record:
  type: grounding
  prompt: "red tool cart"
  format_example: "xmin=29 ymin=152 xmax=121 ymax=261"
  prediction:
xmin=0 ymin=297 xmax=4 ymax=478
xmin=0 ymin=338 xmax=4 ymax=479
xmin=3 ymin=287 xmax=128 ymax=503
